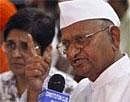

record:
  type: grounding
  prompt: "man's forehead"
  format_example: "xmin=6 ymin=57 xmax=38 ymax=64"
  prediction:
xmin=61 ymin=20 xmax=102 ymax=39
xmin=61 ymin=19 xmax=106 ymax=33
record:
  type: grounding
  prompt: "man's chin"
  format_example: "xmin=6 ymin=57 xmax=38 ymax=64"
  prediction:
xmin=74 ymin=67 xmax=90 ymax=77
xmin=74 ymin=75 xmax=86 ymax=82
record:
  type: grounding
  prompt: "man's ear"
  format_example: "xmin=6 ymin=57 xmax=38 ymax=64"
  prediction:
xmin=109 ymin=25 xmax=120 ymax=49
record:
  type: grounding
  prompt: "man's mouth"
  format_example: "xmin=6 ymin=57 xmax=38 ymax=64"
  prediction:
xmin=71 ymin=58 xmax=86 ymax=67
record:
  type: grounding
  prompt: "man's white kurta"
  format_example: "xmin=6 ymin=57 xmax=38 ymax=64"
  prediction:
xmin=70 ymin=54 xmax=130 ymax=102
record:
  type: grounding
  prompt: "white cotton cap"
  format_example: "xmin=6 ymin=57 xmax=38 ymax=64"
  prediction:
xmin=59 ymin=0 xmax=120 ymax=29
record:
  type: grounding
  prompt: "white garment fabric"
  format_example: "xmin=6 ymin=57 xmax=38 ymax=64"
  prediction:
xmin=0 ymin=71 xmax=51 ymax=102
xmin=70 ymin=54 xmax=130 ymax=102
xmin=70 ymin=78 xmax=92 ymax=102
xmin=0 ymin=71 xmax=27 ymax=102
xmin=59 ymin=0 xmax=120 ymax=29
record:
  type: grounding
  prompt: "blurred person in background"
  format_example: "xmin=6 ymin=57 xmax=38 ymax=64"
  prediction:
xmin=11 ymin=0 xmax=26 ymax=10
xmin=0 ymin=0 xmax=17 ymax=73
xmin=0 ymin=7 xmax=55 ymax=102
xmin=107 ymin=0 xmax=129 ymax=20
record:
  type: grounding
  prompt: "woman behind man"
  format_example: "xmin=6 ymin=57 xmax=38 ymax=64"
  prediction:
xmin=0 ymin=7 xmax=56 ymax=102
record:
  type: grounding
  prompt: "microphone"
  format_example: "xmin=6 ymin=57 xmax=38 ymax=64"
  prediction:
xmin=38 ymin=74 xmax=70 ymax=102
xmin=48 ymin=74 xmax=65 ymax=93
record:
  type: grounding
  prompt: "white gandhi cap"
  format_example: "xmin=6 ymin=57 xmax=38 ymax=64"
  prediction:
xmin=59 ymin=0 xmax=120 ymax=29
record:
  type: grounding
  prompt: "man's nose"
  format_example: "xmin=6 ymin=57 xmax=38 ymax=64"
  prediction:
xmin=67 ymin=43 xmax=82 ymax=58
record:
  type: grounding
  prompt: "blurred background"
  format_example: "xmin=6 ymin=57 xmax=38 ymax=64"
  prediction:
xmin=120 ymin=0 xmax=130 ymax=56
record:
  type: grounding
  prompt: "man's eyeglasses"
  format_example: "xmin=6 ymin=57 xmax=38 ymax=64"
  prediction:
xmin=57 ymin=26 xmax=110 ymax=54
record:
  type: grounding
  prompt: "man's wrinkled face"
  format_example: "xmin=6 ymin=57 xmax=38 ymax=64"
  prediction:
xmin=61 ymin=20 xmax=116 ymax=81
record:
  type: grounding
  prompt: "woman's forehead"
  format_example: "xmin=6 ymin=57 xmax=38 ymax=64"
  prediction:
xmin=7 ymin=29 xmax=31 ymax=41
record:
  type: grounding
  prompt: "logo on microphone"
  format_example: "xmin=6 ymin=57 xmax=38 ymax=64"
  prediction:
xmin=38 ymin=89 xmax=69 ymax=102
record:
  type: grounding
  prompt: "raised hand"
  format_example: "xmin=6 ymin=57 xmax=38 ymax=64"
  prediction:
xmin=24 ymin=34 xmax=51 ymax=92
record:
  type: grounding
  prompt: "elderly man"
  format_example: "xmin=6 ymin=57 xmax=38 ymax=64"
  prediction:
xmin=58 ymin=0 xmax=130 ymax=102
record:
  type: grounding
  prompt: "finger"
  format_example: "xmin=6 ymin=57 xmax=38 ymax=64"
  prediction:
xmin=24 ymin=53 xmax=50 ymax=80
xmin=25 ymin=62 xmax=48 ymax=76
xmin=25 ymin=69 xmax=42 ymax=78
xmin=34 ymin=62 xmax=47 ymax=75
xmin=21 ymin=34 xmax=38 ymax=63
xmin=27 ymin=34 xmax=37 ymax=57
xmin=27 ymin=78 xmax=43 ymax=91
xmin=25 ymin=55 xmax=41 ymax=65
xmin=42 ymin=46 xmax=52 ymax=65
xmin=23 ymin=47 xmax=43 ymax=65
xmin=41 ymin=60 xmax=50 ymax=73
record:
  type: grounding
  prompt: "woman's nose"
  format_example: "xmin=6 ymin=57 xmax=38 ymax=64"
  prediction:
xmin=12 ymin=48 xmax=22 ymax=58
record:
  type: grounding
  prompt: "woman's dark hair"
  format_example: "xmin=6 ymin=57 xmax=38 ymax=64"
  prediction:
xmin=4 ymin=7 xmax=55 ymax=55
xmin=25 ymin=0 xmax=61 ymax=40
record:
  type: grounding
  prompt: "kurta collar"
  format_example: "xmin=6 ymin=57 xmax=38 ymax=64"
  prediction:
xmin=92 ymin=54 xmax=130 ymax=89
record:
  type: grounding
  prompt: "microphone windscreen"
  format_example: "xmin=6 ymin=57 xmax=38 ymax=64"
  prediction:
xmin=48 ymin=74 xmax=65 ymax=93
